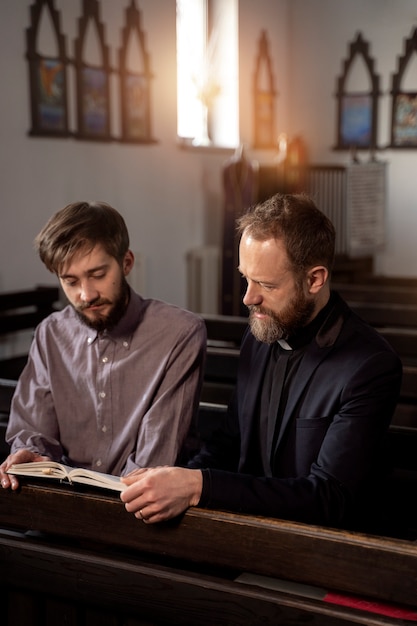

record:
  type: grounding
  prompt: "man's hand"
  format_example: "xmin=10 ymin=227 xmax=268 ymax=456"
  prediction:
xmin=120 ymin=466 xmax=203 ymax=524
xmin=0 ymin=449 xmax=51 ymax=490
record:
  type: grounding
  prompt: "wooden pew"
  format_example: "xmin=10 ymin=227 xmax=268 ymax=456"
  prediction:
xmin=0 ymin=377 xmax=16 ymax=417
xmin=0 ymin=286 xmax=61 ymax=333
xmin=333 ymin=280 xmax=417 ymax=307
xmin=204 ymin=280 xmax=417 ymax=349
xmin=340 ymin=301 xmax=417 ymax=330
xmin=203 ymin=343 xmax=417 ymax=426
xmin=0 ymin=378 xmax=16 ymax=459
xmin=0 ymin=287 xmax=59 ymax=458
xmin=1 ymin=483 xmax=417 ymax=625
xmin=203 ymin=313 xmax=248 ymax=348
xmin=201 ymin=313 xmax=417 ymax=428
xmin=332 ymin=282 xmax=417 ymax=360
xmin=202 ymin=310 xmax=417 ymax=359
xmin=202 ymin=314 xmax=245 ymax=404
xmin=0 ymin=286 xmax=60 ymax=380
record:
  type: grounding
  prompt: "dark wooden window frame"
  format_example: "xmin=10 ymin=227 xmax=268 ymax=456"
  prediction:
xmin=26 ymin=0 xmax=69 ymax=137
xmin=334 ymin=32 xmax=380 ymax=152
xmin=119 ymin=0 xmax=156 ymax=144
xmin=390 ymin=27 xmax=417 ymax=149
xmin=73 ymin=0 xmax=112 ymax=142
xmin=253 ymin=30 xmax=277 ymax=150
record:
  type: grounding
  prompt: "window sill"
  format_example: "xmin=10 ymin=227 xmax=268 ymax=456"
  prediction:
xmin=176 ymin=136 xmax=235 ymax=155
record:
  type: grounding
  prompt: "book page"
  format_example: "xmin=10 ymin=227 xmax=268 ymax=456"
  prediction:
xmin=8 ymin=461 xmax=125 ymax=492
xmin=8 ymin=460 xmax=69 ymax=479
xmin=69 ymin=468 xmax=125 ymax=492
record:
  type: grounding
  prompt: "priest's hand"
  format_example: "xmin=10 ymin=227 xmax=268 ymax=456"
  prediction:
xmin=120 ymin=466 xmax=203 ymax=524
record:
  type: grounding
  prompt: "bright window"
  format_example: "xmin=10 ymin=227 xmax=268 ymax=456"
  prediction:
xmin=176 ymin=0 xmax=239 ymax=148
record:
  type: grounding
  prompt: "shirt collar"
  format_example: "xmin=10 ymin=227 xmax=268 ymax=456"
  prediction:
xmin=85 ymin=287 xmax=143 ymax=345
xmin=277 ymin=338 xmax=293 ymax=351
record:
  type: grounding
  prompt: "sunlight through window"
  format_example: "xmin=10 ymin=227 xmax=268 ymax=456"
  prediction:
xmin=176 ymin=0 xmax=239 ymax=148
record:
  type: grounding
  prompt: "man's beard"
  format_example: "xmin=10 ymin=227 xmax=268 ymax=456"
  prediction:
xmin=74 ymin=277 xmax=130 ymax=332
xmin=248 ymin=288 xmax=315 ymax=344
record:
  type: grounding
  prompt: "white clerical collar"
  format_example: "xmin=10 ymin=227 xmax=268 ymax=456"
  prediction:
xmin=277 ymin=339 xmax=293 ymax=351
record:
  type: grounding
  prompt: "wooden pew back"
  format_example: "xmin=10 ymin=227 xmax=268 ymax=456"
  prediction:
xmin=201 ymin=311 xmax=417 ymax=427
xmin=0 ymin=286 xmax=60 ymax=334
xmin=0 ymin=286 xmax=60 ymax=380
xmin=0 ymin=378 xmax=16 ymax=459
xmin=1 ymin=483 xmax=417 ymax=623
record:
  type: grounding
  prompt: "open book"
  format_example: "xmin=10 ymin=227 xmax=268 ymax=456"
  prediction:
xmin=7 ymin=461 xmax=126 ymax=493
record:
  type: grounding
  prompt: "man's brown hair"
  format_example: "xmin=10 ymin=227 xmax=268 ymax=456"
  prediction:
xmin=237 ymin=193 xmax=335 ymax=275
xmin=35 ymin=201 xmax=130 ymax=274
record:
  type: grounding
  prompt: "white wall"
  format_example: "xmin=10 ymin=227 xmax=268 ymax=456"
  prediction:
xmin=0 ymin=0 xmax=416 ymax=313
xmin=0 ymin=0 xmax=209 ymax=306
xmin=288 ymin=0 xmax=417 ymax=276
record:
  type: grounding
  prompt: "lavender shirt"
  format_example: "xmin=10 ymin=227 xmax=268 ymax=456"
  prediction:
xmin=6 ymin=289 xmax=206 ymax=476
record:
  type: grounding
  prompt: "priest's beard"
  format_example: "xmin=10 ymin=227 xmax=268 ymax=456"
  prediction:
xmin=74 ymin=276 xmax=130 ymax=333
xmin=248 ymin=288 xmax=315 ymax=344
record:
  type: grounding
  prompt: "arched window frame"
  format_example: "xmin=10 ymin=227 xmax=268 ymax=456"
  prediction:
xmin=119 ymin=0 xmax=155 ymax=144
xmin=73 ymin=0 xmax=112 ymax=141
xmin=390 ymin=27 xmax=417 ymax=148
xmin=26 ymin=0 xmax=69 ymax=137
xmin=252 ymin=30 xmax=277 ymax=150
xmin=334 ymin=32 xmax=380 ymax=152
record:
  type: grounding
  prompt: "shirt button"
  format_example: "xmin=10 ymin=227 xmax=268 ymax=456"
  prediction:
xmin=102 ymin=425 xmax=107 ymax=433
xmin=87 ymin=337 xmax=93 ymax=344
xmin=99 ymin=391 xmax=106 ymax=399
xmin=96 ymin=459 xmax=102 ymax=467
xmin=123 ymin=341 xmax=129 ymax=348
xmin=102 ymin=356 xmax=108 ymax=363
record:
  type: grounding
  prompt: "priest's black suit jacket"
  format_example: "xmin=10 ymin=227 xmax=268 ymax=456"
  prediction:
xmin=191 ymin=292 xmax=402 ymax=529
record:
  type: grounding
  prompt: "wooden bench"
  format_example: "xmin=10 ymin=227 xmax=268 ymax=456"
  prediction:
xmin=203 ymin=313 xmax=247 ymax=348
xmin=0 ymin=287 xmax=59 ymax=460
xmin=340 ymin=301 xmax=417 ymax=329
xmin=0 ymin=286 xmax=60 ymax=380
xmin=203 ymin=344 xmax=417 ymax=425
xmin=333 ymin=282 xmax=417 ymax=352
xmin=333 ymin=280 xmax=417 ymax=307
xmin=201 ymin=313 xmax=417 ymax=427
xmin=202 ymin=314 xmax=245 ymax=404
xmin=1 ymin=483 xmax=416 ymax=625
xmin=335 ymin=289 xmax=417 ymax=367
xmin=0 ymin=378 xmax=16 ymax=460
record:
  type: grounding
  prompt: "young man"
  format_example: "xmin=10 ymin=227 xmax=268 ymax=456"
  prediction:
xmin=120 ymin=193 xmax=402 ymax=530
xmin=0 ymin=201 xmax=206 ymax=489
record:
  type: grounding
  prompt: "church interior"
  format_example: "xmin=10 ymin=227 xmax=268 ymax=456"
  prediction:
xmin=1 ymin=1 xmax=417 ymax=624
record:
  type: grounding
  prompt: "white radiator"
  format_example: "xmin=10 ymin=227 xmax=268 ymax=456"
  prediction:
xmin=186 ymin=246 xmax=221 ymax=314
xmin=303 ymin=163 xmax=386 ymax=257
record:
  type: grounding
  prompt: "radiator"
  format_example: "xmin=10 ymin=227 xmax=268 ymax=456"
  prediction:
xmin=186 ymin=246 xmax=221 ymax=314
xmin=302 ymin=162 xmax=386 ymax=257
xmin=303 ymin=165 xmax=348 ymax=255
